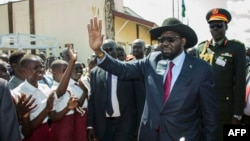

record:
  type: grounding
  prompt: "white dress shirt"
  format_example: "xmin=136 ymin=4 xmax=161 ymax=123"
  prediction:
xmin=163 ymin=51 xmax=185 ymax=94
xmin=106 ymin=72 xmax=121 ymax=117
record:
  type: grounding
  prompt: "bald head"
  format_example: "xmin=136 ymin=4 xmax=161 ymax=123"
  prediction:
xmin=132 ymin=39 xmax=145 ymax=59
xmin=132 ymin=39 xmax=145 ymax=47
xmin=102 ymin=39 xmax=117 ymax=58
xmin=102 ymin=39 xmax=117 ymax=49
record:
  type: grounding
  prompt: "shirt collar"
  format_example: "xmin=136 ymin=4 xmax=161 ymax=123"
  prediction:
xmin=168 ymin=51 xmax=186 ymax=67
xmin=11 ymin=76 xmax=23 ymax=83
xmin=24 ymin=79 xmax=39 ymax=92
xmin=211 ymin=37 xmax=225 ymax=46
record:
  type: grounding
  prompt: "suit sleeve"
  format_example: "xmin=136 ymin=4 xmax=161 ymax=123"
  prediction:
xmin=87 ymin=71 xmax=95 ymax=128
xmin=98 ymin=54 xmax=143 ymax=80
xmin=0 ymin=79 xmax=21 ymax=141
xmin=199 ymin=65 xmax=218 ymax=141
xmin=233 ymin=42 xmax=246 ymax=115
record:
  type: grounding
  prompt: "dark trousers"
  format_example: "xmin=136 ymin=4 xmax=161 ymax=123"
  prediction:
xmin=242 ymin=114 xmax=250 ymax=124
xmin=138 ymin=122 xmax=159 ymax=141
xmin=100 ymin=117 xmax=130 ymax=141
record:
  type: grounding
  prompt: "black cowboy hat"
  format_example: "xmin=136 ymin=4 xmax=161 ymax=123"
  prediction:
xmin=150 ymin=18 xmax=198 ymax=48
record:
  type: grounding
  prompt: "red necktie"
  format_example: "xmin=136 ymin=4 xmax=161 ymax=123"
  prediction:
xmin=164 ymin=61 xmax=174 ymax=102
xmin=245 ymin=84 xmax=250 ymax=106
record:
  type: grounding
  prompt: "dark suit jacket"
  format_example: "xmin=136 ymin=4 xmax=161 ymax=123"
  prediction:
xmin=133 ymin=78 xmax=145 ymax=128
xmin=129 ymin=59 xmax=146 ymax=129
xmin=87 ymin=66 xmax=137 ymax=139
xmin=0 ymin=78 xmax=21 ymax=141
xmin=97 ymin=51 xmax=218 ymax=141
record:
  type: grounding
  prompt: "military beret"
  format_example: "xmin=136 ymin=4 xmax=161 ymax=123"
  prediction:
xmin=206 ymin=8 xmax=231 ymax=23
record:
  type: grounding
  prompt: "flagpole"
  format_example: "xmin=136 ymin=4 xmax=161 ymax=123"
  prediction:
xmin=177 ymin=0 xmax=179 ymax=20
xmin=181 ymin=0 xmax=186 ymax=23
xmin=172 ymin=0 xmax=174 ymax=17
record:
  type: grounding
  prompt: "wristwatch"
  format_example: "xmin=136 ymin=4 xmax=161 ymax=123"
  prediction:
xmin=233 ymin=115 xmax=242 ymax=120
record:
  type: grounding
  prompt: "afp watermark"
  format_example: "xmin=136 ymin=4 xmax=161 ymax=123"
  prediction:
xmin=224 ymin=124 xmax=250 ymax=140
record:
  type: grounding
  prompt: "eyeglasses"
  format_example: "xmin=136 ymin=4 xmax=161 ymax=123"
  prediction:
xmin=103 ymin=47 xmax=114 ymax=52
xmin=158 ymin=36 xmax=181 ymax=43
xmin=209 ymin=23 xmax=224 ymax=29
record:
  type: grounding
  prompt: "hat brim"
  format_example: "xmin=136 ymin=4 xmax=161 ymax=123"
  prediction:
xmin=208 ymin=17 xmax=228 ymax=23
xmin=150 ymin=24 xmax=198 ymax=49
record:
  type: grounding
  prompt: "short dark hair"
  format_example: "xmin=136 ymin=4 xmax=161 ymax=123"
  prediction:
xmin=9 ymin=51 xmax=26 ymax=65
xmin=51 ymin=59 xmax=68 ymax=71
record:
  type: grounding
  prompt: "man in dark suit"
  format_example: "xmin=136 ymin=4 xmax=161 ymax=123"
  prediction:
xmin=87 ymin=39 xmax=137 ymax=141
xmin=130 ymin=39 xmax=147 ymax=140
xmin=196 ymin=8 xmax=246 ymax=141
xmin=0 ymin=78 xmax=21 ymax=141
xmin=87 ymin=17 xmax=218 ymax=141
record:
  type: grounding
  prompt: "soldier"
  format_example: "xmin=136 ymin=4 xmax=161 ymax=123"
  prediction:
xmin=196 ymin=8 xmax=246 ymax=141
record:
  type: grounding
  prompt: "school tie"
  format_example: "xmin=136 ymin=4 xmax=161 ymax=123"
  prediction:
xmin=106 ymin=72 xmax=114 ymax=116
xmin=164 ymin=61 xmax=174 ymax=103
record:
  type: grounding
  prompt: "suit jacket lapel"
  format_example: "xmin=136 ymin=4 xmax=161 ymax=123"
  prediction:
xmin=154 ymin=54 xmax=167 ymax=109
xmin=162 ymin=55 xmax=194 ymax=109
xmin=99 ymin=68 xmax=107 ymax=86
xmin=97 ymin=68 xmax=108 ymax=101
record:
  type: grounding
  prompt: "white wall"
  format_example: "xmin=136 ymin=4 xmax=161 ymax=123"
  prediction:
xmin=0 ymin=4 xmax=9 ymax=34
xmin=114 ymin=0 xmax=124 ymax=12
xmin=35 ymin=0 xmax=105 ymax=64
xmin=0 ymin=0 xmax=105 ymax=64
xmin=12 ymin=0 xmax=29 ymax=34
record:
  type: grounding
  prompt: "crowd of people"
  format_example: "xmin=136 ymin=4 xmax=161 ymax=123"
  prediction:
xmin=0 ymin=7 xmax=249 ymax=141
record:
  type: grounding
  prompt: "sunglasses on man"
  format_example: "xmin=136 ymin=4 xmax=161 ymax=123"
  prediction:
xmin=158 ymin=36 xmax=181 ymax=43
xmin=103 ymin=47 xmax=114 ymax=52
xmin=209 ymin=23 xmax=224 ymax=29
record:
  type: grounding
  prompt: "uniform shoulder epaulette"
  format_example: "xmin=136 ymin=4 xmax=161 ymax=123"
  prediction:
xmin=229 ymin=39 xmax=244 ymax=45
xmin=198 ymin=40 xmax=208 ymax=46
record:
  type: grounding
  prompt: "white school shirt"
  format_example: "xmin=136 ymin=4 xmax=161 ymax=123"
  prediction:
xmin=11 ymin=80 xmax=51 ymax=123
xmin=68 ymin=78 xmax=84 ymax=105
xmin=52 ymin=79 xmax=84 ymax=115
xmin=81 ymin=75 xmax=90 ymax=108
xmin=106 ymin=73 xmax=121 ymax=117
xmin=51 ymin=80 xmax=74 ymax=115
